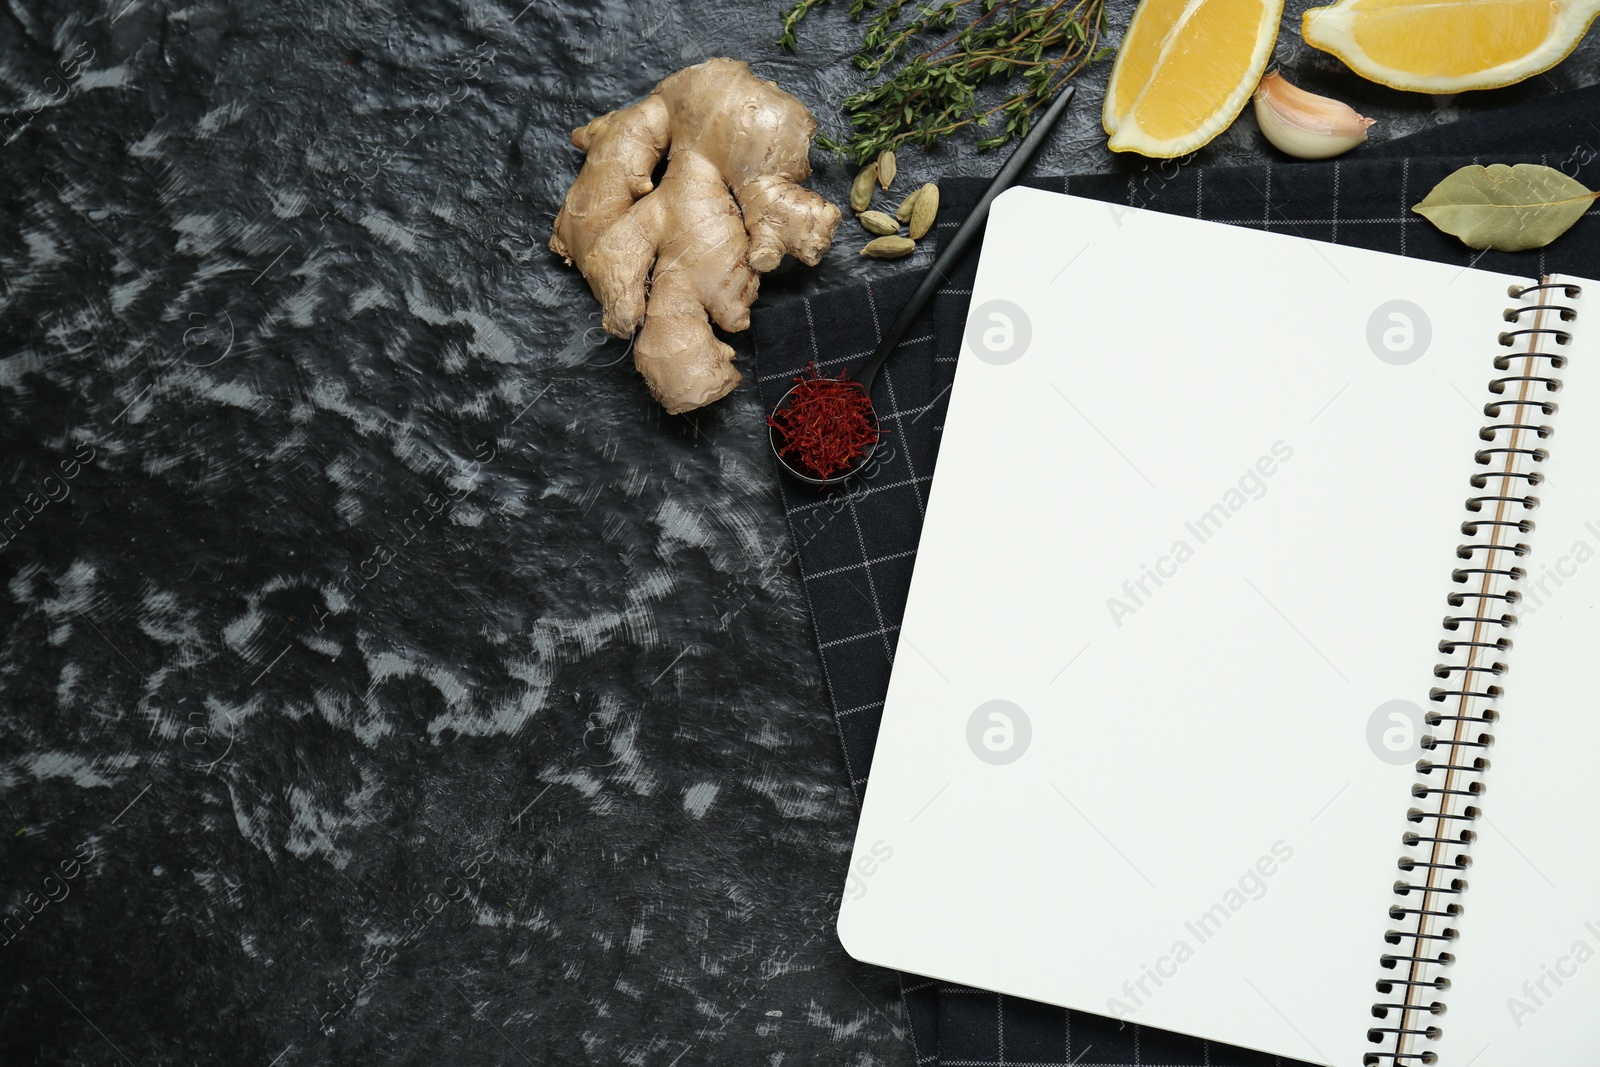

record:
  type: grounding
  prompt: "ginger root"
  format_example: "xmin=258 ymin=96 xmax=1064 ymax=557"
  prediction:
xmin=550 ymin=59 xmax=841 ymax=415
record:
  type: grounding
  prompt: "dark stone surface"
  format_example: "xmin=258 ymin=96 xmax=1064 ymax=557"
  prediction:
xmin=0 ymin=0 xmax=1594 ymax=1064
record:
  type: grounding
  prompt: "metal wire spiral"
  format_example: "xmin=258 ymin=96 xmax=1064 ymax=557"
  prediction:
xmin=1364 ymin=280 xmax=1579 ymax=1066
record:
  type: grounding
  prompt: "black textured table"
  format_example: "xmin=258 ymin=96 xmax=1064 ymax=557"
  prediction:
xmin=2 ymin=2 xmax=1596 ymax=1064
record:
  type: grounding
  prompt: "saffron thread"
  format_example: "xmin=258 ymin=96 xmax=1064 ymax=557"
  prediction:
xmin=768 ymin=363 xmax=882 ymax=483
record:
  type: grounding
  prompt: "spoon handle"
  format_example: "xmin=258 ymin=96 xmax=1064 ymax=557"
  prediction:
xmin=854 ymin=84 xmax=1077 ymax=394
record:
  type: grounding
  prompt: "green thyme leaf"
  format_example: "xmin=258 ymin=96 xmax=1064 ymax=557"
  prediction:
xmin=779 ymin=0 xmax=1107 ymax=162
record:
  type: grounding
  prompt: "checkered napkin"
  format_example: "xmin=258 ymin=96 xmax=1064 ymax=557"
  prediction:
xmin=749 ymin=86 xmax=1600 ymax=1067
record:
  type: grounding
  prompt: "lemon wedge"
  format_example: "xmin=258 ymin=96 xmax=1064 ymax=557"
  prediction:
xmin=1103 ymin=0 xmax=1285 ymax=158
xmin=1303 ymin=0 xmax=1600 ymax=93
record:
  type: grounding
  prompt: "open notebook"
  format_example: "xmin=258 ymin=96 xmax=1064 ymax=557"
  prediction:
xmin=838 ymin=187 xmax=1600 ymax=1067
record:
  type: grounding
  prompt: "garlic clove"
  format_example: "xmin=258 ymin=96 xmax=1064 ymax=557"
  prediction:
xmin=1252 ymin=71 xmax=1375 ymax=160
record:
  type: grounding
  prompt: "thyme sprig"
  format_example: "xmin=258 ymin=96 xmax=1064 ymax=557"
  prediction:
xmin=779 ymin=0 xmax=1110 ymax=163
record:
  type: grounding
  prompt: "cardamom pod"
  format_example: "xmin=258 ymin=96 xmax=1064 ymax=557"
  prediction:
xmin=877 ymin=150 xmax=896 ymax=190
xmin=894 ymin=187 xmax=922 ymax=223
xmin=861 ymin=235 xmax=915 ymax=259
xmin=857 ymin=210 xmax=900 ymax=236
xmin=909 ymin=182 xmax=939 ymax=240
xmin=850 ymin=163 xmax=878 ymax=213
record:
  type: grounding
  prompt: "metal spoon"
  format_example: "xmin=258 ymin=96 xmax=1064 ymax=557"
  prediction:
xmin=769 ymin=85 xmax=1077 ymax=487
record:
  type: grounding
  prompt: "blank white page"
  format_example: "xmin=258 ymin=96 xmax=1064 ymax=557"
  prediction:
xmin=1433 ymin=273 xmax=1600 ymax=1066
xmin=838 ymin=188 xmax=1563 ymax=1065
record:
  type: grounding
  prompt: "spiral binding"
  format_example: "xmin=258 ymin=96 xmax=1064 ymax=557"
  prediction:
xmin=1364 ymin=278 xmax=1580 ymax=1066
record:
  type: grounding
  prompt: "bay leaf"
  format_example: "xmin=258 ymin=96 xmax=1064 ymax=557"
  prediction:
xmin=1412 ymin=163 xmax=1600 ymax=252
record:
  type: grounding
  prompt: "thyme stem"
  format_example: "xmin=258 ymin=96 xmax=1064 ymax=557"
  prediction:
xmin=779 ymin=0 xmax=1110 ymax=162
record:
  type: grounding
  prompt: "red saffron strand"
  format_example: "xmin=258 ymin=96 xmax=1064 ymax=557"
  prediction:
xmin=768 ymin=363 xmax=881 ymax=482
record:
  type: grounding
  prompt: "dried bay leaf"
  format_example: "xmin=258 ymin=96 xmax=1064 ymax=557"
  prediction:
xmin=1413 ymin=163 xmax=1600 ymax=252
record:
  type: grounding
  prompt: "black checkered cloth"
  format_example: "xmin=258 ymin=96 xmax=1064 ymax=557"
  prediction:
xmin=749 ymin=86 xmax=1600 ymax=1067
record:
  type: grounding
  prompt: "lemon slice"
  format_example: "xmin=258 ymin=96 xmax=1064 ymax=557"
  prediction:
xmin=1103 ymin=0 xmax=1285 ymax=158
xmin=1303 ymin=0 xmax=1600 ymax=93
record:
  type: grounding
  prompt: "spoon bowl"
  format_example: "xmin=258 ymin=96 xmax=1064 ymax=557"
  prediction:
xmin=768 ymin=379 xmax=880 ymax=487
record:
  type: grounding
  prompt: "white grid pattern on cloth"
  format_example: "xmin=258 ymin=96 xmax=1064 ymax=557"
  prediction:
xmin=754 ymin=333 xmax=939 ymax=383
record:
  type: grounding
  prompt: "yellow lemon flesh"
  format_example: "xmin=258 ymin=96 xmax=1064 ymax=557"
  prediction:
xmin=1103 ymin=0 xmax=1285 ymax=158
xmin=1303 ymin=0 xmax=1600 ymax=93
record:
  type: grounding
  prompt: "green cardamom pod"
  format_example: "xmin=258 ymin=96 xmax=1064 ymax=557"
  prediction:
xmin=861 ymin=235 xmax=916 ymax=259
xmin=895 ymin=187 xmax=922 ymax=223
xmin=909 ymin=182 xmax=939 ymax=240
xmin=850 ymin=163 xmax=879 ymax=213
xmin=857 ymin=210 xmax=901 ymax=236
